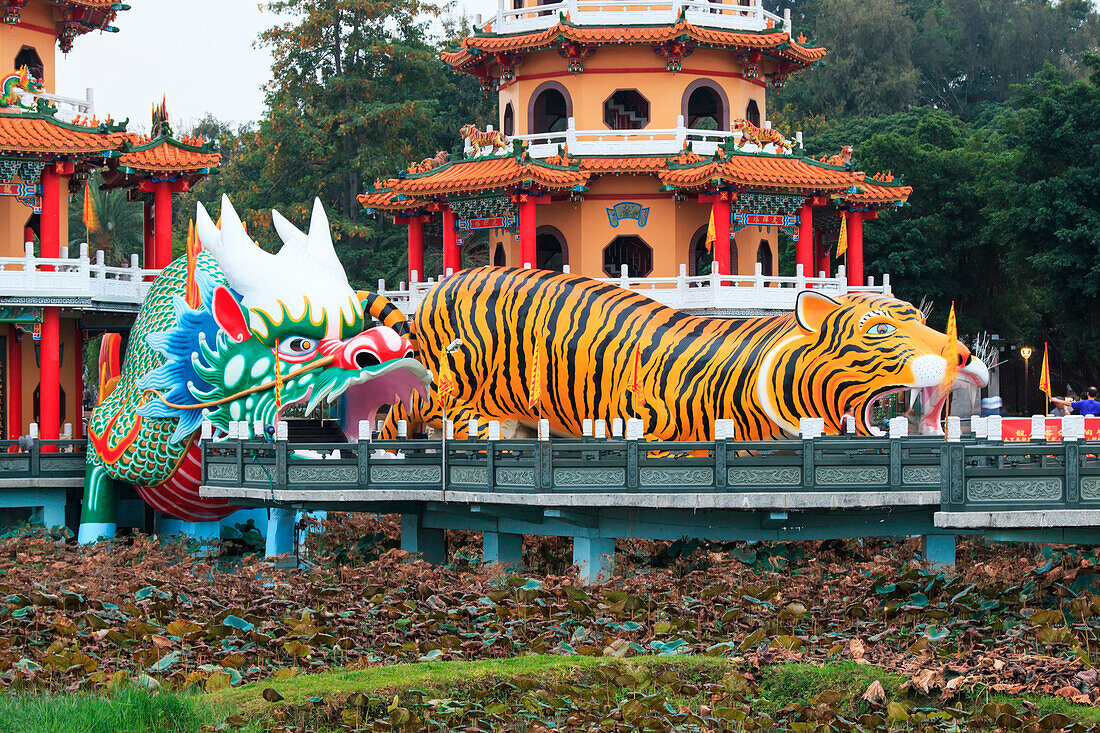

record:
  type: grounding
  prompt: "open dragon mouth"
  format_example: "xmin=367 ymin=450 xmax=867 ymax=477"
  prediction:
xmin=862 ymin=358 xmax=990 ymax=436
xmin=275 ymin=357 xmax=431 ymax=425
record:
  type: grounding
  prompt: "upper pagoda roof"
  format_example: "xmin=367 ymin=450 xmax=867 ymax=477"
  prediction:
xmin=359 ymin=147 xmax=911 ymax=211
xmin=115 ymin=133 xmax=219 ymax=175
xmin=7 ymin=1 xmax=131 ymax=51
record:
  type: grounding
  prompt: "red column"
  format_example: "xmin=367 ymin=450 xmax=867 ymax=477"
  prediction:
xmin=442 ymin=208 xmax=460 ymax=276
xmin=797 ymin=201 xmax=813 ymax=276
xmin=407 ymin=216 xmax=424 ymax=282
xmin=39 ymin=163 xmax=63 ymax=450
xmin=39 ymin=311 xmax=59 ymax=450
xmin=814 ymin=228 xmax=830 ymax=278
xmin=7 ymin=327 xmax=20 ymax=440
xmin=22 ymin=226 xmax=33 ymax=249
xmin=519 ymin=196 xmax=537 ymax=268
xmin=153 ymin=181 xmax=173 ymax=269
xmin=711 ymin=193 xmax=731 ymax=277
xmin=73 ymin=328 xmax=83 ymax=439
xmin=39 ymin=165 xmax=60 ymax=259
xmin=143 ymin=200 xmax=155 ymax=273
xmin=845 ymin=211 xmax=864 ymax=287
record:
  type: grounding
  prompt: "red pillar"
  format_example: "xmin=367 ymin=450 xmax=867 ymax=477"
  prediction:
xmin=407 ymin=216 xmax=424 ymax=282
xmin=442 ymin=208 xmax=460 ymax=276
xmin=814 ymin=228 xmax=830 ymax=278
xmin=143 ymin=200 xmax=155 ymax=273
xmin=39 ymin=166 xmax=60 ymax=259
xmin=22 ymin=226 xmax=33 ymax=249
xmin=39 ymin=163 xmax=63 ymax=450
xmin=797 ymin=201 xmax=814 ymax=275
xmin=8 ymin=327 xmax=20 ymax=440
xmin=519 ymin=196 xmax=537 ymax=268
xmin=73 ymin=328 xmax=83 ymax=439
xmin=845 ymin=211 xmax=864 ymax=287
xmin=712 ymin=193 xmax=731 ymax=277
xmin=153 ymin=181 xmax=173 ymax=269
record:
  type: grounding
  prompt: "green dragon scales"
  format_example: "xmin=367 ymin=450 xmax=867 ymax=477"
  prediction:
xmin=78 ymin=196 xmax=430 ymax=543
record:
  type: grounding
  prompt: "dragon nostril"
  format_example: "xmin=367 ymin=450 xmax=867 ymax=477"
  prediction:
xmin=355 ymin=351 xmax=380 ymax=369
xmin=959 ymin=353 xmax=970 ymax=367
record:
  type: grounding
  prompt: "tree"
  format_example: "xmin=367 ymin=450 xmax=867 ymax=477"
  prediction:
xmin=773 ymin=0 xmax=921 ymax=118
xmin=68 ymin=171 xmax=144 ymax=267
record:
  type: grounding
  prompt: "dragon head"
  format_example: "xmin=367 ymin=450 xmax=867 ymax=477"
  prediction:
xmin=138 ymin=195 xmax=430 ymax=441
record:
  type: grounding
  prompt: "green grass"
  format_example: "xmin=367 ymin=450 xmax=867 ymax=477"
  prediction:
xmin=2 ymin=657 xmax=1098 ymax=732
xmin=0 ymin=686 xmax=214 ymax=733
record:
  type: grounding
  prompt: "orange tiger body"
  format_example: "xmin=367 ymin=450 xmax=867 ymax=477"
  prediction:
xmin=382 ymin=267 xmax=987 ymax=439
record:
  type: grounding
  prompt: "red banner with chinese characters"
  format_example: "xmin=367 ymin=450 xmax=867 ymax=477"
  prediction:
xmin=998 ymin=417 xmax=1100 ymax=441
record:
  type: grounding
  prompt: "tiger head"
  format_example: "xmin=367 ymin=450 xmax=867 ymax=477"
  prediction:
xmin=756 ymin=291 xmax=989 ymax=436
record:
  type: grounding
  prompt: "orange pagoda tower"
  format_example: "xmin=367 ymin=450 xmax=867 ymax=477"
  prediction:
xmin=361 ymin=0 xmax=910 ymax=311
xmin=0 ymin=1 xmax=219 ymax=448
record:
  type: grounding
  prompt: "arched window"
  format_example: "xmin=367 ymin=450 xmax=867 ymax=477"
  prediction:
xmin=529 ymin=82 xmax=571 ymax=134
xmin=536 ymin=226 xmax=567 ymax=271
xmin=683 ymin=81 xmax=728 ymax=131
xmin=689 ymin=226 xmax=711 ymax=276
xmin=502 ymin=103 xmax=515 ymax=136
xmin=494 ymin=243 xmax=507 ymax=267
xmin=746 ymin=99 xmax=761 ymax=127
xmin=14 ymin=47 xmax=43 ymax=81
xmin=603 ymin=89 xmax=650 ymax=130
xmin=603 ymin=235 xmax=653 ymax=277
xmin=757 ymin=240 xmax=773 ymax=277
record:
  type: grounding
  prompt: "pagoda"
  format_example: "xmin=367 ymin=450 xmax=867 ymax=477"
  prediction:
xmin=361 ymin=0 xmax=910 ymax=300
xmin=0 ymin=1 xmax=219 ymax=447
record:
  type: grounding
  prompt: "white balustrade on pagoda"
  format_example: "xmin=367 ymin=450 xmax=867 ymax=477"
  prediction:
xmin=487 ymin=0 xmax=788 ymax=35
xmin=377 ymin=263 xmax=892 ymax=317
xmin=0 ymin=243 xmax=157 ymax=306
xmin=504 ymin=116 xmax=802 ymax=159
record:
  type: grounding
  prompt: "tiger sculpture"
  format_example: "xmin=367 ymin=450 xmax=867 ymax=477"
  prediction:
xmin=460 ymin=124 xmax=508 ymax=156
xmin=381 ymin=267 xmax=988 ymax=440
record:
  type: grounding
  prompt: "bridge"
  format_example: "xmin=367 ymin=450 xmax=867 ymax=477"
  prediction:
xmin=197 ymin=415 xmax=1100 ymax=582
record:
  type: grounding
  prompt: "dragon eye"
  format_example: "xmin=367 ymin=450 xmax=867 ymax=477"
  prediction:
xmin=867 ymin=323 xmax=896 ymax=337
xmin=278 ymin=337 xmax=318 ymax=358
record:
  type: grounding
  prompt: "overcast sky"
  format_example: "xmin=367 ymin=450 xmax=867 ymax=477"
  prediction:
xmin=55 ymin=0 xmax=498 ymax=134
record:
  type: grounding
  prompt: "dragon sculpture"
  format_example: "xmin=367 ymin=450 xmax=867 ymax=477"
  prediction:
xmin=79 ymin=196 xmax=430 ymax=543
xmin=382 ymin=268 xmax=989 ymax=441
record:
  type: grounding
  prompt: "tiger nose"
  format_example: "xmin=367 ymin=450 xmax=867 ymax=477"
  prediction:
xmin=332 ymin=327 xmax=413 ymax=370
xmin=957 ymin=342 xmax=972 ymax=367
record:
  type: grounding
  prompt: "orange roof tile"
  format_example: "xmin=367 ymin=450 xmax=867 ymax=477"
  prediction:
xmin=117 ymin=136 xmax=220 ymax=174
xmin=841 ymin=181 xmax=912 ymax=205
xmin=391 ymin=156 xmax=588 ymax=197
xmin=361 ymin=151 xmax=909 ymax=210
xmin=443 ymin=21 xmax=825 ymax=70
xmin=0 ymin=112 xmax=119 ymax=154
xmin=661 ymin=154 xmax=865 ymax=191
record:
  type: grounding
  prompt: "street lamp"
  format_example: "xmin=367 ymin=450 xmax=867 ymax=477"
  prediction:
xmin=1020 ymin=346 xmax=1033 ymax=415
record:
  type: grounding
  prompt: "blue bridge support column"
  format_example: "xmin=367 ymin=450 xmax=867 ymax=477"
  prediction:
xmin=266 ymin=508 xmax=297 ymax=565
xmin=158 ymin=518 xmax=221 ymax=542
xmin=573 ymin=537 xmax=615 ymax=585
xmin=483 ymin=531 xmax=523 ymax=567
xmin=401 ymin=513 xmax=445 ymax=564
xmin=922 ymin=533 xmax=956 ymax=570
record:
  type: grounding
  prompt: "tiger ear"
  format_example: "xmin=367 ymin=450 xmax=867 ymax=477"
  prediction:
xmin=795 ymin=290 xmax=842 ymax=333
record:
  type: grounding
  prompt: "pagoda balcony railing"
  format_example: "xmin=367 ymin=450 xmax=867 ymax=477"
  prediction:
xmin=488 ymin=0 xmax=788 ymax=34
xmin=377 ymin=263 xmax=892 ymax=317
xmin=0 ymin=243 xmax=156 ymax=306
xmin=508 ymin=116 xmax=799 ymax=159
xmin=15 ymin=87 xmax=94 ymax=123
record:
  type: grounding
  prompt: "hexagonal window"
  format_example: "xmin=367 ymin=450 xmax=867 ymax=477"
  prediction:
xmin=603 ymin=89 xmax=650 ymax=130
xmin=603 ymin=235 xmax=653 ymax=277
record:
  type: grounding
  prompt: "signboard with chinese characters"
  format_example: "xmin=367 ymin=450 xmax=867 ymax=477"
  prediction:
xmin=606 ymin=202 xmax=649 ymax=228
xmin=457 ymin=215 xmax=517 ymax=232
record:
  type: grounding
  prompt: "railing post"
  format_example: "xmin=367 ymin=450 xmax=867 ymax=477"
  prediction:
xmin=675 ymin=114 xmax=686 ymax=150
xmin=358 ymin=420 xmax=371 ymax=485
xmin=29 ymin=423 xmax=40 ymax=476
xmin=754 ymin=261 xmax=763 ymax=291
xmin=1030 ymin=414 xmax=1046 ymax=443
xmin=888 ymin=416 xmax=906 ymax=487
xmin=566 ymin=117 xmax=577 ymax=149
xmin=714 ymin=419 xmax=731 ymax=491
xmin=619 ymin=264 xmax=630 ymax=289
xmin=799 ymin=417 xmax=817 ymax=489
xmin=537 ymin=418 xmax=551 ymax=490
xmin=486 ymin=420 xmax=499 ymax=491
xmin=795 ymin=262 xmax=806 ymax=291
xmin=275 ymin=422 xmax=288 ymax=492
xmin=625 ymin=418 xmax=642 ymax=490
xmin=1066 ymin=439 xmax=1080 ymax=508
xmin=835 ymin=265 xmax=848 ymax=295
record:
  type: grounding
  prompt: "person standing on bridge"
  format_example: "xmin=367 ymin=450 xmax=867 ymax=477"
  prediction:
xmin=1051 ymin=387 xmax=1100 ymax=416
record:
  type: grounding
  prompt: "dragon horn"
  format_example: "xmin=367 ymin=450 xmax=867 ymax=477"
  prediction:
xmin=195 ymin=201 xmax=219 ymax=252
xmin=304 ymin=197 xmax=343 ymax=272
xmin=271 ymin=207 xmax=306 ymax=249
xmin=205 ymin=195 xmax=276 ymax=295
